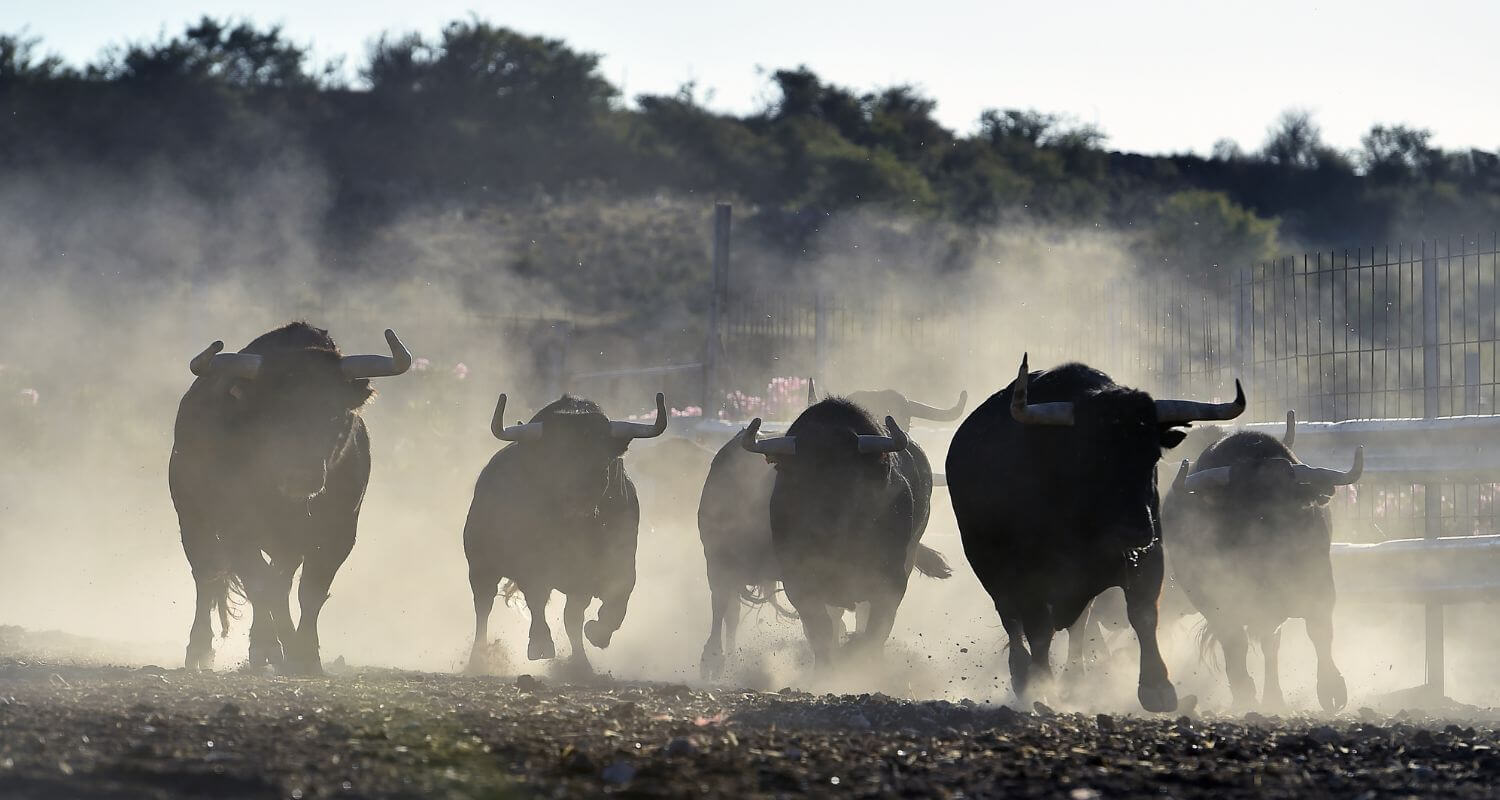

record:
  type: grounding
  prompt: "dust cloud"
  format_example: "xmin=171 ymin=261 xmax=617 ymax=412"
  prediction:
xmin=0 ymin=156 xmax=1489 ymax=719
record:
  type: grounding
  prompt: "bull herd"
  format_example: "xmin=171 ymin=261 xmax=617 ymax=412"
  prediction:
xmin=171 ymin=322 xmax=1366 ymax=714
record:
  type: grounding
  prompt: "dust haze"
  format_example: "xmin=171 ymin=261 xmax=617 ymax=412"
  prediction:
xmin=0 ymin=155 xmax=1490 ymax=718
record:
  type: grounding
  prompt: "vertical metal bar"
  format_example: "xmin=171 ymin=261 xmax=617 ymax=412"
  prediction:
xmin=703 ymin=203 xmax=732 ymax=414
xmin=1420 ymin=239 xmax=1445 ymax=697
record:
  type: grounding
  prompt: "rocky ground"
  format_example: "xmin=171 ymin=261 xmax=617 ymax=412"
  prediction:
xmin=3 ymin=651 xmax=1500 ymax=799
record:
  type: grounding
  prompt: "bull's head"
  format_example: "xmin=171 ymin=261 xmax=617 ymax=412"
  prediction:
xmin=490 ymin=392 xmax=667 ymax=511
xmin=1175 ymin=445 xmax=1363 ymax=502
xmin=1008 ymin=353 xmax=1246 ymax=550
xmin=189 ymin=328 xmax=411 ymax=499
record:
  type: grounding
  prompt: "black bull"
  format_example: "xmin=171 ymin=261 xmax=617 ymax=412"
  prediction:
xmin=1164 ymin=429 xmax=1362 ymax=711
xmin=171 ymin=322 xmax=412 ymax=674
xmin=740 ymin=398 xmax=950 ymax=669
xmin=464 ymin=393 xmax=667 ymax=673
xmin=946 ymin=358 xmax=1245 ymax=712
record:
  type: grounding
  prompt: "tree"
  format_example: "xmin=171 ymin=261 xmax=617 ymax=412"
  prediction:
xmin=1142 ymin=190 xmax=1281 ymax=281
xmin=96 ymin=17 xmax=319 ymax=88
xmin=1360 ymin=124 xmax=1438 ymax=182
xmin=0 ymin=32 xmax=68 ymax=84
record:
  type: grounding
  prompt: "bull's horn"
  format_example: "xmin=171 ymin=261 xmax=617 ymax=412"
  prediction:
xmin=611 ymin=393 xmax=669 ymax=439
xmin=189 ymin=340 xmax=262 ymax=379
xmin=857 ymin=416 xmax=909 ymax=454
xmin=740 ymin=417 xmax=796 ymax=456
xmin=490 ymin=393 xmax=544 ymax=441
xmin=341 ymin=329 xmax=413 ymax=379
xmin=1283 ymin=410 xmax=1296 ymax=446
xmin=1010 ymin=353 xmax=1074 ymax=426
xmin=1155 ymin=380 xmax=1246 ymax=423
xmin=1291 ymin=445 xmax=1364 ymax=486
xmin=1172 ymin=460 xmax=1190 ymax=492
xmin=1182 ymin=465 xmax=1235 ymax=491
xmin=908 ymin=390 xmax=968 ymax=422
xmin=807 ymin=378 xmax=817 ymax=407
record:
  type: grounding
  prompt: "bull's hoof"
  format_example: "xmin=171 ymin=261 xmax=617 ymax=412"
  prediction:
xmin=1318 ymin=669 xmax=1348 ymax=712
xmin=556 ymin=653 xmax=593 ymax=681
xmin=527 ymin=636 xmax=556 ymax=661
xmin=1138 ymin=681 xmax=1179 ymax=713
xmin=584 ymin=620 xmax=613 ymax=649
xmin=464 ymin=649 xmax=489 ymax=676
xmin=248 ymin=643 xmax=284 ymax=669
xmin=1261 ymin=689 xmax=1287 ymax=713
xmin=699 ymin=651 xmax=725 ymax=681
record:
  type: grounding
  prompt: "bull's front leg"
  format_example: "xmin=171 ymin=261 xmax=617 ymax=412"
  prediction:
xmin=185 ymin=569 xmax=220 ymax=671
xmin=521 ymin=586 xmax=556 ymax=660
xmin=561 ymin=592 xmax=594 ymax=678
xmin=289 ymin=541 xmax=354 ymax=676
xmin=466 ymin=569 xmax=500 ymax=674
xmin=584 ymin=581 xmax=633 ymax=649
xmin=1124 ymin=551 xmax=1178 ymax=713
xmin=1306 ymin=605 xmax=1347 ymax=711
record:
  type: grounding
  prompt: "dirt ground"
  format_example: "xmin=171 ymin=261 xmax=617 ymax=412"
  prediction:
xmin=4 ymin=648 xmax=1500 ymax=800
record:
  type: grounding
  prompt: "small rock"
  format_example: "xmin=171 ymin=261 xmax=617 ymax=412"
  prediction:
xmin=1358 ymin=706 xmax=1379 ymax=722
xmin=1033 ymin=701 xmax=1056 ymax=717
xmin=601 ymin=761 xmax=636 ymax=784
xmin=138 ymin=665 xmax=167 ymax=675
xmin=515 ymin=674 xmax=541 ymax=693
xmin=217 ymin=703 xmax=242 ymax=716
xmin=666 ymin=737 xmax=698 ymax=756
xmin=1308 ymin=725 xmax=1341 ymax=745
xmin=609 ymin=701 xmax=639 ymax=719
xmin=1096 ymin=713 xmax=1116 ymax=732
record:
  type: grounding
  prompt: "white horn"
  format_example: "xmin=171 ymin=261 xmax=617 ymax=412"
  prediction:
xmin=1009 ymin=353 xmax=1074 ymax=426
xmin=610 ymin=393 xmax=669 ymax=439
xmin=1155 ymin=380 xmax=1247 ymax=423
xmin=490 ymin=393 xmax=543 ymax=441
xmin=1183 ymin=465 xmax=1235 ymax=492
xmin=1291 ymin=445 xmax=1364 ymax=486
xmin=341 ymin=329 xmax=413 ymax=379
xmin=189 ymin=341 xmax=262 ymax=379
xmin=740 ymin=418 xmax=796 ymax=456
xmin=857 ymin=416 xmax=909 ymax=454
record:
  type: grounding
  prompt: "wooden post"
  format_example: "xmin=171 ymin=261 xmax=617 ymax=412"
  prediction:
xmin=1421 ymin=249 xmax=1444 ymax=698
xmin=702 ymin=203 xmax=732 ymax=415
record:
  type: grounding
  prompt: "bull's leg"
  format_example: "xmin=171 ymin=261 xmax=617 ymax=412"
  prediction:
xmin=1306 ymin=607 xmax=1347 ymax=711
xmin=261 ymin=560 xmax=302 ymax=674
xmin=185 ymin=571 xmax=219 ymax=671
xmin=1216 ymin=624 xmax=1255 ymax=709
xmin=522 ymin=586 xmax=556 ymax=661
xmin=230 ymin=547 xmax=285 ymax=670
xmin=853 ymin=601 xmax=871 ymax=636
xmin=466 ymin=571 xmax=499 ymax=674
xmin=1062 ymin=600 xmax=1095 ymax=687
xmin=700 ymin=569 xmax=734 ymax=679
xmin=785 ymin=584 xmax=837 ymax=671
xmin=1020 ymin=607 xmax=1056 ymax=700
xmin=1256 ymin=624 xmax=1285 ymax=710
xmin=248 ymin=605 xmax=282 ymax=668
xmin=1123 ymin=568 xmax=1178 ymax=713
xmin=290 ymin=544 xmax=352 ymax=676
xmin=851 ymin=586 xmax=903 ymax=661
xmin=562 ymin=592 xmax=593 ymax=675
xmin=1000 ymin=614 xmax=1032 ymax=699
xmin=584 ymin=577 xmax=634 ymax=650
xmin=723 ymin=592 xmax=742 ymax=654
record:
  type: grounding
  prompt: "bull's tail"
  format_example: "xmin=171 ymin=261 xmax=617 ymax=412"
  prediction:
xmin=209 ymin=571 xmax=245 ymax=638
xmin=500 ymin=579 xmax=523 ymax=608
xmin=739 ymin=582 xmax=799 ymax=620
xmin=914 ymin=544 xmax=953 ymax=579
xmin=1194 ymin=618 xmax=1221 ymax=673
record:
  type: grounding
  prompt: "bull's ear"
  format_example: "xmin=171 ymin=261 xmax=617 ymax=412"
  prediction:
xmin=1159 ymin=428 xmax=1188 ymax=449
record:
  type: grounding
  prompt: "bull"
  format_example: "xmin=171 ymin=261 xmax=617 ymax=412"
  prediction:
xmin=464 ymin=392 xmax=666 ymax=674
xmin=1163 ymin=423 xmax=1361 ymax=710
xmin=945 ymin=356 xmax=1244 ymax=711
xmin=171 ymin=322 xmax=412 ymax=673
xmin=697 ymin=386 xmax=952 ymax=678
xmin=739 ymin=398 xmax=943 ymax=670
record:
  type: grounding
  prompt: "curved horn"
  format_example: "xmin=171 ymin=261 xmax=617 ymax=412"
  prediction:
xmin=1155 ymin=380 xmax=1247 ymax=424
xmin=1291 ymin=445 xmax=1364 ymax=486
xmin=610 ymin=393 xmax=669 ymax=439
xmin=857 ymin=416 xmax=909 ymax=454
xmin=1010 ymin=353 xmax=1074 ymax=426
xmin=189 ymin=341 xmax=262 ymax=379
xmin=740 ymin=417 xmax=796 ymax=456
xmin=907 ymin=390 xmax=969 ymax=422
xmin=1183 ymin=465 xmax=1235 ymax=492
xmin=1283 ymin=409 xmax=1296 ymax=446
xmin=1172 ymin=460 xmax=1190 ymax=493
xmin=341 ymin=329 xmax=413 ymax=379
xmin=490 ymin=393 xmax=544 ymax=441
xmin=807 ymin=378 xmax=817 ymax=408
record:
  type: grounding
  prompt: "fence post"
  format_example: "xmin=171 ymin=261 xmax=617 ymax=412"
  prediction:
xmin=814 ymin=287 xmax=830 ymax=386
xmin=1421 ymin=249 xmax=1445 ymax=698
xmin=703 ymin=203 xmax=732 ymax=415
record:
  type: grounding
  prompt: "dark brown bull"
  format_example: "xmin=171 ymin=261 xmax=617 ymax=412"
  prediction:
xmin=171 ymin=322 xmax=411 ymax=673
xmin=1164 ymin=421 xmax=1361 ymax=711
xmin=464 ymin=393 xmax=666 ymax=673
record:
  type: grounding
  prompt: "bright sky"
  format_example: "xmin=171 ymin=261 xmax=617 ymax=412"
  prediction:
xmin=12 ymin=0 xmax=1500 ymax=156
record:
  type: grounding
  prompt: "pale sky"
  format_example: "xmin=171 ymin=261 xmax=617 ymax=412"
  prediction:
xmin=10 ymin=0 xmax=1499 ymax=156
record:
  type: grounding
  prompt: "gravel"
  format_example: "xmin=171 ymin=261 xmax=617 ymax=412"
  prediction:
xmin=4 ymin=656 xmax=1500 ymax=798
